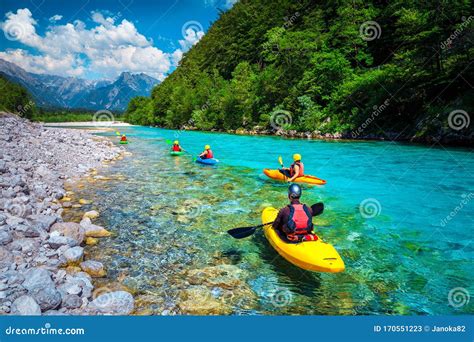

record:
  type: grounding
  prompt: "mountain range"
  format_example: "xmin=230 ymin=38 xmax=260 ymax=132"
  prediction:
xmin=0 ymin=59 xmax=159 ymax=111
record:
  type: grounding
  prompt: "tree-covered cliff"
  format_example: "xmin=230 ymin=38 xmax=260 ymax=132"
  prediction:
xmin=125 ymin=0 xmax=473 ymax=143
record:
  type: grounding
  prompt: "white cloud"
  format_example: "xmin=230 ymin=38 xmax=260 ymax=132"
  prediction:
xmin=171 ymin=27 xmax=205 ymax=66
xmin=49 ymin=14 xmax=62 ymax=22
xmin=0 ymin=8 xmax=172 ymax=79
xmin=225 ymin=0 xmax=238 ymax=8
xmin=204 ymin=0 xmax=238 ymax=9
xmin=0 ymin=49 xmax=85 ymax=76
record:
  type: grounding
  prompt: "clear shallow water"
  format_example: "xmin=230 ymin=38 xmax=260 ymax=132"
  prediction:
xmin=64 ymin=126 xmax=473 ymax=315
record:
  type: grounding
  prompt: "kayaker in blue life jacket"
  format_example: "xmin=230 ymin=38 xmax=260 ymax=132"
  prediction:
xmin=272 ymin=184 xmax=318 ymax=242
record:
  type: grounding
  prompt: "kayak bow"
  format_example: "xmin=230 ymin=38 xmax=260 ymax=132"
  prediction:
xmin=262 ymin=207 xmax=344 ymax=273
xmin=263 ymin=169 xmax=326 ymax=185
xmin=196 ymin=157 xmax=219 ymax=165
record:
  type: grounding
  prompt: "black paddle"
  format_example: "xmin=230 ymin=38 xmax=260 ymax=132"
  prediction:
xmin=227 ymin=203 xmax=324 ymax=239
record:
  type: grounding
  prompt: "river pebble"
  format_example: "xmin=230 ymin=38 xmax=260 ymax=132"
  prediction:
xmin=0 ymin=113 xmax=122 ymax=315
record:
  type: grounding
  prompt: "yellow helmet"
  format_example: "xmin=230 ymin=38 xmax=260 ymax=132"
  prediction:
xmin=174 ymin=140 xmax=179 ymax=144
xmin=293 ymin=153 xmax=302 ymax=161
xmin=205 ymin=144 xmax=210 ymax=150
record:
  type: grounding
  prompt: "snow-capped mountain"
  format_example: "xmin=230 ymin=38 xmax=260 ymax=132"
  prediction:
xmin=0 ymin=59 xmax=159 ymax=111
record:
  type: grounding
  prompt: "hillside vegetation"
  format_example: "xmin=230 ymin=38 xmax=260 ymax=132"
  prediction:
xmin=0 ymin=74 xmax=37 ymax=119
xmin=125 ymin=0 xmax=473 ymax=143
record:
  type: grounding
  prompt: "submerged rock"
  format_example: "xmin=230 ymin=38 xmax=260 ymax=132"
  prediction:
xmin=89 ymin=291 xmax=134 ymax=315
xmin=83 ymin=210 xmax=99 ymax=220
xmin=80 ymin=260 xmax=106 ymax=278
xmin=85 ymin=237 xmax=99 ymax=246
xmin=80 ymin=218 xmax=111 ymax=238
xmin=179 ymin=285 xmax=232 ymax=315
xmin=179 ymin=264 xmax=257 ymax=314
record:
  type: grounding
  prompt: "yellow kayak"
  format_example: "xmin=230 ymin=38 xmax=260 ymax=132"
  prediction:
xmin=263 ymin=169 xmax=326 ymax=185
xmin=262 ymin=207 xmax=345 ymax=273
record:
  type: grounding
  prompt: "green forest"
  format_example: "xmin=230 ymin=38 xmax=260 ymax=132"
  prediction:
xmin=0 ymin=74 xmax=37 ymax=119
xmin=124 ymin=0 xmax=473 ymax=142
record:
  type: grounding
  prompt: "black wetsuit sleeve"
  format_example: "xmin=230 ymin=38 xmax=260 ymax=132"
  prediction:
xmin=272 ymin=208 xmax=285 ymax=230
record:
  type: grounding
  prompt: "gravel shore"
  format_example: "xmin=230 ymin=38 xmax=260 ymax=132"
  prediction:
xmin=0 ymin=112 xmax=134 ymax=315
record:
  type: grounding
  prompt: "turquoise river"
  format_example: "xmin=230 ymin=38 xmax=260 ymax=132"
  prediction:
xmin=62 ymin=126 xmax=473 ymax=315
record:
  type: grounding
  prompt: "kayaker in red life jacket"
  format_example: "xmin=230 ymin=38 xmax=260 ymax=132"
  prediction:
xmin=273 ymin=184 xmax=318 ymax=242
xmin=120 ymin=134 xmax=127 ymax=142
xmin=279 ymin=154 xmax=304 ymax=183
xmin=171 ymin=140 xmax=183 ymax=152
xmin=199 ymin=145 xmax=213 ymax=159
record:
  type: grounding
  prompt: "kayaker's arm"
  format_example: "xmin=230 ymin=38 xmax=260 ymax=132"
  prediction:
xmin=272 ymin=208 xmax=285 ymax=231
xmin=287 ymin=164 xmax=300 ymax=182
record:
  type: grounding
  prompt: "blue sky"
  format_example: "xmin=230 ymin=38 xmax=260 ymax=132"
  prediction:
xmin=0 ymin=0 xmax=236 ymax=80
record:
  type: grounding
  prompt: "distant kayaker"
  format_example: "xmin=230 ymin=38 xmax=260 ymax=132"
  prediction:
xmin=273 ymin=184 xmax=318 ymax=242
xmin=120 ymin=134 xmax=128 ymax=142
xmin=279 ymin=154 xmax=304 ymax=182
xmin=199 ymin=145 xmax=213 ymax=159
xmin=171 ymin=140 xmax=183 ymax=152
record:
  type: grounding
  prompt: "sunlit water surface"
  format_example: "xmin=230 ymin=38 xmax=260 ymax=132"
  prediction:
xmin=62 ymin=126 xmax=473 ymax=315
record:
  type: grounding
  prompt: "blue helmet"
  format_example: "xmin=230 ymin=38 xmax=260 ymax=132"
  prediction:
xmin=288 ymin=184 xmax=302 ymax=199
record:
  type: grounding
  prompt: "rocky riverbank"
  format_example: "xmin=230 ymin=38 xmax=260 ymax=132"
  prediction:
xmin=174 ymin=124 xmax=473 ymax=147
xmin=0 ymin=112 xmax=134 ymax=315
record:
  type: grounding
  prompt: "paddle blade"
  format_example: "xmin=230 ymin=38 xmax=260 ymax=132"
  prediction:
xmin=278 ymin=156 xmax=283 ymax=166
xmin=227 ymin=226 xmax=257 ymax=239
xmin=311 ymin=202 xmax=324 ymax=216
xmin=165 ymin=139 xmax=172 ymax=144
xmin=115 ymin=131 xmax=121 ymax=135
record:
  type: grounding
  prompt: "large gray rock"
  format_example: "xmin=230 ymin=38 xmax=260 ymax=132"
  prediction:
xmin=89 ymin=291 xmax=134 ymax=315
xmin=47 ymin=234 xmax=78 ymax=249
xmin=11 ymin=295 xmax=41 ymax=315
xmin=29 ymin=286 xmax=62 ymax=311
xmin=22 ymin=268 xmax=54 ymax=291
xmin=50 ymin=222 xmax=85 ymax=243
xmin=0 ymin=270 xmax=25 ymax=286
xmin=27 ymin=215 xmax=57 ymax=231
xmin=62 ymin=294 xmax=82 ymax=309
xmin=0 ymin=246 xmax=13 ymax=268
xmin=63 ymin=246 xmax=84 ymax=265
xmin=0 ymin=229 xmax=12 ymax=245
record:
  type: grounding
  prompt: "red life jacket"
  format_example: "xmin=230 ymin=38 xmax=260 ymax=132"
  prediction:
xmin=172 ymin=145 xmax=182 ymax=151
xmin=121 ymin=136 xmax=127 ymax=141
xmin=290 ymin=161 xmax=304 ymax=177
xmin=286 ymin=204 xmax=313 ymax=241
xmin=205 ymin=149 xmax=214 ymax=159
